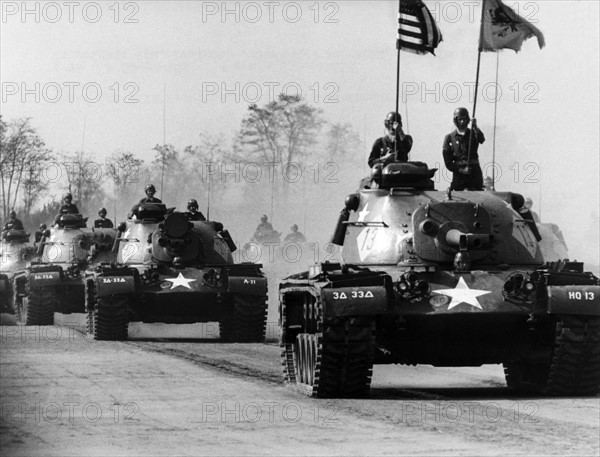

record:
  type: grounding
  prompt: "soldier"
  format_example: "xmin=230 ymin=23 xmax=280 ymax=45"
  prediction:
xmin=284 ymin=224 xmax=307 ymax=244
xmin=35 ymin=223 xmax=47 ymax=244
xmin=442 ymin=107 xmax=485 ymax=191
xmin=59 ymin=193 xmax=79 ymax=214
xmin=2 ymin=211 xmax=25 ymax=236
xmin=136 ymin=184 xmax=162 ymax=205
xmin=185 ymin=199 xmax=206 ymax=221
xmin=368 ymin=111 xmax=413 ymax=167
xmin=94 ymin=208 xmax=114 ymax=228
xmin=253 ymin=215 xmax=274 ymax=241
xmin=129 ymin=184 xmax=162 ymax=218
xmin=53 ymin=193 xmax=80 ymax=225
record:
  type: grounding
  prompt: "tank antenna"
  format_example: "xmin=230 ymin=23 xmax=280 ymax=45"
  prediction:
xmin=207 ymin=170 xmax=211 ymax=221
xmin=160 ymin=84 xmax=166 ymax=199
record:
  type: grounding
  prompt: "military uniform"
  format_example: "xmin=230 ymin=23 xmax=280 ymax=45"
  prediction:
xmin=442 ymin=128 xmax=485 ymax=191
xmin=185 ymin=211 xmax=206 ymax=221
xmin=94 ymin=217 xmax=114 ymax=228
xmin=255 ymin=221 xmax=273 ymax=233
xmin=58 ymin=203 xmax=79 ymax=214
xmin=368 ymin=134 xmax=413 ymax=167
xmin=284 ymin=231 xmax=306 ymax=243
xmin=3 ymin=218 xmax=24 ymax=232
xmin=135 ymin=196 xmax=162 ymax=205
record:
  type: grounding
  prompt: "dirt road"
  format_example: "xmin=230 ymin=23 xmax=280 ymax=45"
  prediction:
xmin=1 ymin=317 xmax=599 ymax=456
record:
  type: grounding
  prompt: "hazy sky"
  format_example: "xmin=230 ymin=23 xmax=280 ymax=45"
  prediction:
xmin=1 ymin=0 xmax=599 ymax=263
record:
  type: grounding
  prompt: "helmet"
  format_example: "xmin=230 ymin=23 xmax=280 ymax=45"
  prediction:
xmin=453 ymin=107 xmax=470 ymax=122
xmin=187 ymin=199 xmax=198 ymax=210
xmin=291 ymin=224 xmax=298 ymax=231
xmin=261 ymin=214 xmax=268 ymax=222
xmin=384 ymin=112 xmax=402 ymax=130
xmin=39 ymin=223 xmax=47 ymax=230
xmin=524 ymin=198 xmax=533 ymax=209
xmin=98 ymin=208 xmax=107 ymax=217
xmin=145 ymin=184 xmax=156 ymax=194
xmin=63 ymin=193 xmax=73 ymax=203
xmin=9 ymin=210 xmax=16 ymax=218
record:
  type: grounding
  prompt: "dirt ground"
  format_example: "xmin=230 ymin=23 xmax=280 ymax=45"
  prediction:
xmin=1 ymin=313 xmax=599 ymax=457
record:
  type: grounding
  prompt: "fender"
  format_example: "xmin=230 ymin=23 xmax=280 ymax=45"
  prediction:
xmin=29 ymin=271 xmax=61 ymax=288
xmin=95 ymin=275 xmax=136 ymax=298
xmin=227 ymin=276 xmax=267 ymax=296
xmin=547 ymin=285 xmax=600 ymax=316
xmin=322 ymin=285 xmax=389 ymax=317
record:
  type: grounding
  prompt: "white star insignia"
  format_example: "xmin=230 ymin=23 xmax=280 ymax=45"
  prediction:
xmin=357 ymin=203 xmax=370 ymax=222
xmin=123 ymin=228 xmax=132 ymax=239
xmin=433 ymin=277 xmax=490 ymax=310
xmin=165 ymin=273 xmax=196 ymax=290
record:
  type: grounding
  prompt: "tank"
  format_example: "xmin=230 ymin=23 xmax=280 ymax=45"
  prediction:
xmin=85 ymin=203 xmax=267 ymax=341
xmin=0 ymin=230 xmax=36 ymax=315
xmin=20 ymin=214 xmax=117 ymax=325
xmin=279 ymin=162 xmax=600 ymax=397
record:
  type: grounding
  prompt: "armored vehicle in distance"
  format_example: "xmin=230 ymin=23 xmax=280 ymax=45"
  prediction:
xmin=20 ymin=214 xmax=117 ymax=325
xmin=0 ymin=230 xmax=36 ymax=315
xmin=86 ymin=203 xmax=267 ymax=341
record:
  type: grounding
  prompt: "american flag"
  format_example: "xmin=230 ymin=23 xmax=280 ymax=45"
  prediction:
xmin=397 ymin=0 xmax=443 ymax=55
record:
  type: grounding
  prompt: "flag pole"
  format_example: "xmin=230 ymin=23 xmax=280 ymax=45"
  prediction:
xmin=491 ymin=51 xmax=500 ymax=190
xmin=467 ymin=1 xmax=486 ymax=165
xmin=394 ymin=0 xmax=402 ymax=160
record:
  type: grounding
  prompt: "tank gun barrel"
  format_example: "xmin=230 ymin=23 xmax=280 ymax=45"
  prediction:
xmin=445 ymin=229 xmax=490 ymax=251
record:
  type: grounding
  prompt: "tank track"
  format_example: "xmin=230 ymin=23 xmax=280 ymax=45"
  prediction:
xmin=545 ymin=316 xmax=600 ymax=395
xmin=219 ymin=295 xmax=268 ymax=343
xmin=93 ymin=296 xmax=129 ymax=341
xmin=281 ymin=292 xmax=375 ymax=398
xmin=26 ymin=287 xmax=55 ymax=325
xmin=85 ymin=278 xmax=95 ymax=336
xmin=504 ymin=316 xmax=600 ymax=396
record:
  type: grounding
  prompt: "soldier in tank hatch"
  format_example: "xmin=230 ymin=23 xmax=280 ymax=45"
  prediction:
xmin=284 ymin=224 xmax=307 ymax=244
xmin=94 ymin=208 xmax=114 ymax=228
xmin=129 ymin=184 xmax=163 ymax=218
xmin=53 ymin=193 xmax=80 ymax=225
xmin=185 ymin=199 xmax=206 ymax=221
xmin=368 ymin=111 xmax=413 ymax=167
xmin=136 ymin=184 xmax=162 ymax=205
xmin=442 ymin=107 xmax=485 ymax=191
xmin=2 ymin=211 xmax=25 ymax=239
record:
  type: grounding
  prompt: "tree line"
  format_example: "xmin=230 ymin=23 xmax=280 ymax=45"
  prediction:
xmin=0 ymin=94 xmax=361 ymax=229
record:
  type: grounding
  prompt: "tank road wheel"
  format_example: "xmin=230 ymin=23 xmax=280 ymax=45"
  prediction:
xmin=219 ymin=295 xmax=268 ymax=343
xmin=281 ymin=292 xmax=376 ymax=398
xmin=93 ymin=295 xmax=129 ymax=341
xmin=25 ymin=287 xmax=55 ymax=325
xmin=504 ymin=316 xmax=600 ymax=396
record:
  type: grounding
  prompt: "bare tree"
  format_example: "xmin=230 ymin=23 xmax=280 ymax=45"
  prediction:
xmin=237 ymin=94 xmax=324 ymax=166
xmin=0 ymin=117 xmax=49 ymax=219
xmin=21 ymin=149 xmax=54 ymax=214
xmin=61 ymin=151 xmax=105 ymax=214
xmin=326 ymin=122 xmax=361 ymax=162
xmin=105 ymin=151 xmax=144 ymax=191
